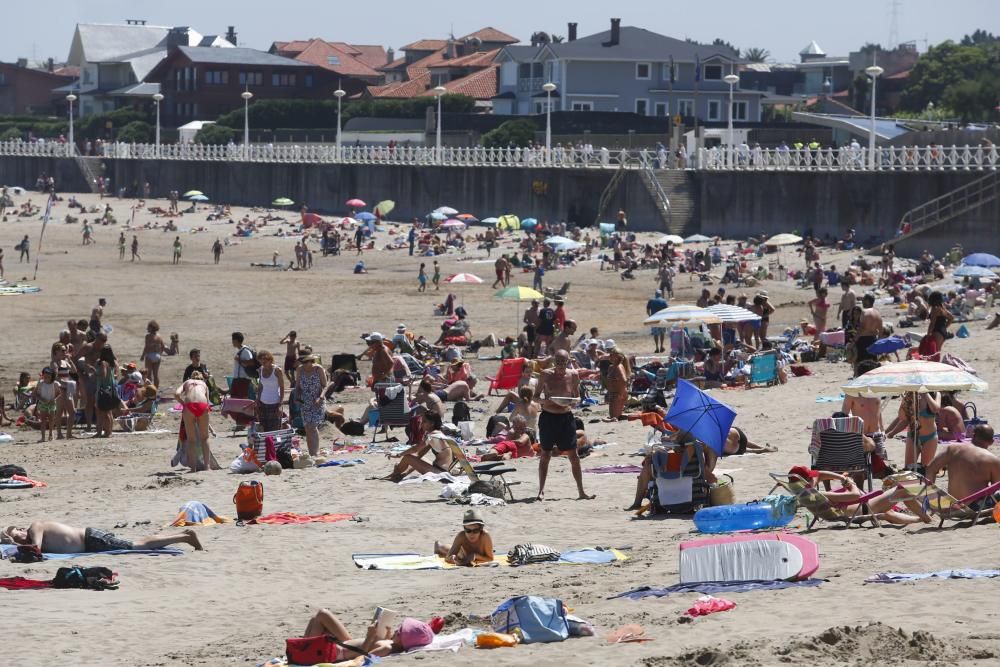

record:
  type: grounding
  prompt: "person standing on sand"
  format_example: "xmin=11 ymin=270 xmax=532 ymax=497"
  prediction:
xmin=417 ymin=263 xmax=428 ymax=292
xmin=141 ymin=320 xmax=166 ymax=389
xmin=280 ymin=331 xmax=301 ymax=383
xmin=295 ymin=353 xmax=327 ymax=456
xmin=492 ymin=255 xmax=507 ymax=288
xmin=3 ymin=522 xmax=203 ymax=553
xmin=18 ymin=234 xmax=29 ymax=263
xmin=212 ymin=238 xmax=223 ymax=264
xmin=172 ymin=236 xmax=182 ymax=264
xmin=131 ymin=234 xmax=141 ymax=262
xmin=837 ymin=282 xmax=857 ymax=330
xmin=0 ymin=247 xmax=4 ymax=279
xmin=354 ymin=224 xmax=366 ymax=256
xmin=118 ymin=231 xmax=126 ymax=260
xmin=808 ymin=287 xmax=830 ymax=340
xmin=175 ymin=371 xmax=219 ymax=472
xmin=535 ymin=350 xmax=594 ymax=501
xmin=432 ymin=260 xmax=441 ymax=291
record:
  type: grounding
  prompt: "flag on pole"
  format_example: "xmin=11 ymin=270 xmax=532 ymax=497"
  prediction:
xmin=32 ymin=192 xmax=54 ymax=280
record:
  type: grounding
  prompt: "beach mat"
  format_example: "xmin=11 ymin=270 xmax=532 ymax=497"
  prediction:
xmin=352 ymin=548 xmax=628 ymax=570
xmin=249 ymin=512 xmax=355 ymax=525
xmin=866 ymin=569 xmax=1000 ymax=584
xmin=0 ymin=544 xmax=183 ymax=560
xmin=610 ymin=579 xmax=824 ymax=599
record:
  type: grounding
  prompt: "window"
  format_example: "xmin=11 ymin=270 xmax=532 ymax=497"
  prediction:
xmin=636 ymin=62 xmax=651 ymax=80
xmin=654 ymin=102 xmax=668 ymax=117
xmin=534 ymin=100 xmax=554 ymax=114
xmin=239 ymin=71 xmax=263 ymax=86
xmin=707 ymin=99 xmax=721 ymax=120
xmin=661 ymin=62 xmax=677 ymax=82
xmin=571 ymin=101 xmax=593 ymax=111
xmin=326 ymin=55 xmax=340 ymax=66
xmin=271 ymin=72 xmax=296 ymax=87
xmin=304 ymin=74 xmax=313 ymax=88
xmin=731 ymin=100 xmax=747 ymax=121
xmin=518 ymin=63 xmax=532 ymax=79
xmin=532 ymin=62 xmax=544 ymax=78
xmin=635 ymin=98 xmax=649 ymax=116
xmin=703 ymin=64 xmax=723 ymax=81
xmin=204 ymin=70 xmax=228 ymax=85
xmin=678 ymin=99 xmax=694 ymax=117
xmin=82 ymin=68 xmax=93 ymax=85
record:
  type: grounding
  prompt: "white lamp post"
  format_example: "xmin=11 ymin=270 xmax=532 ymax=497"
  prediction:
xmin=542 ymin=82 xmax=556 ymax=165
xmin=333 ymin=88 xmax=346 ymax=161
xmin=723 ymin=73 xmax=739 ymax=169
xmin=152 ymin=92 xmax=163 ymax=157
xmin=865 ymin=64 xmax=884 ymax=169
xmin=241 ymin=89 xmax=253 ymax=159
xmin=65 ymin=93 xmax=76 ymax=156
xmin=434 ymin=85 xmax=446 ymax=163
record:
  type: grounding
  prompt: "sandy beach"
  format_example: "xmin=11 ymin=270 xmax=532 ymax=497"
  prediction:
xmin=1 ymin=189 xmax=998 ymax=666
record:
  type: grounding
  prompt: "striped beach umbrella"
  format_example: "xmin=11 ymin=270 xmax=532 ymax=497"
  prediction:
xmin=643 ymin=304 xmax=722 ymax=327
xmin=842 ymin=360 xmax=988 ymax=396
xmin=705 ymin=304 xmax=760 ymax=322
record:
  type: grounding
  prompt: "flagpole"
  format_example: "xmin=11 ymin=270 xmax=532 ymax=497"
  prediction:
xmin=32 ymin=192 xmax=54 ymax=280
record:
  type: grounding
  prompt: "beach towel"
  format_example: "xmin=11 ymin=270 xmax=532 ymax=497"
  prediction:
xmin=558 ymin=548 xmax=629 ymax=564
xmin=609 ymin=578 xmax=824 ymax=599
xmin=865 ymin=569 xmax=1000 ymax=583
xmin=0 ymin=545 xmax=183 ymax=560
xmin=404 ymin=628 xmax=473 ymax=654
xmin=398 ymin=471 xmax=458 ymax=485
xmin=585 ymin=465 xmax=644 ymax=474
xmin=317 ymin=459 xmax=365 ymax=467
xmin=815 ymin=395 xmax=845 ymax=403
xmin=0 ymin=576 xmax=53 ymax=590
xmin=686 ymin=595 xmax=736 ymax=617
xmin=249 ymin=512 xmax=355 ymax=525
xmin=809 ymin=415 xmax=864 ymax=457
xmin=352 ymin=548 xmax=628 ymax=571
xmin=167 ymin=501 xmax=232 ymax=527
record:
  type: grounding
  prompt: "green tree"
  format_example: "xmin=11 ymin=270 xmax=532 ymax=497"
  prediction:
xmin=481 ymin=119 xmax=536 ymax=148
xmin=743 ymin=47 xmax=770 ymax=63
xmin=0 ymin=127 xmax=22 ymax=140
xmin=712 ymin=38 xmax=739 ymax=57
xmin=899 ymin=38 xmax=1000 ymax=121
xmin=194 ymin=124 xmax=238 ymax=144
xmin=116 ymin=120 xmax=153 ymax=143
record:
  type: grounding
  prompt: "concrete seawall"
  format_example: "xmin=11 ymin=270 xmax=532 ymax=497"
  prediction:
xmin=0 ymin=156 xmax=995 ymax=254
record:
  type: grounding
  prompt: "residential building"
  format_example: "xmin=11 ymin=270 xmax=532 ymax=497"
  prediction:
xmin=61 ymin=21 xmax=236 ymax=116
xmin=269 ymin=39 xmax=387 ymax=85
xmin=144 ymin=46 xmax=350 ymax=126
xmin=493 ymin=18 xmax=762 ymax=123
xmin=0 ymin=59 xmax=76 ymax=115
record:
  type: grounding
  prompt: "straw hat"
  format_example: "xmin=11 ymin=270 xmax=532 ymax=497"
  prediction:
xmin=463 ymin=509 xmax=485 ymax=526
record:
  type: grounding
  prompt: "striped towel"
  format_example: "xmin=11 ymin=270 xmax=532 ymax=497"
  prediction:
xmin=809 ymin=416 xmax=864 ymax=457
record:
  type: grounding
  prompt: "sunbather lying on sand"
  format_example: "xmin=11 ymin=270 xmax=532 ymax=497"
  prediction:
xmin=301 ymin=610 xmax=433 ymax=658
xmin=433 ymin=509 xmax=494 ymax=566
xmin=3 ymin=520 xmax=203 ymax=552
xmin=383 ymin=412 xmax=452 ymax=482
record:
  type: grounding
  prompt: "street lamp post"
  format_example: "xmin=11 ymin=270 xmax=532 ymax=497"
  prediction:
xmin=65 ymin=94 xmax=76 ymax=156
xmin=723 ymin=73 xmax=739 ymax=169
xmin=152 ymin=92 xmax=163 ymax=157
xmin=434 ymin=85 xmax=446 ymax=164
xmin=865 ymin=64 xmax=884 ymax=169
xmin=333 ymin=88 xmax=346 ymax=161
xmin=542 ymin=82 xmax=556 ymax=165
xmin=241 ymin=89 xmax=254 ymax=160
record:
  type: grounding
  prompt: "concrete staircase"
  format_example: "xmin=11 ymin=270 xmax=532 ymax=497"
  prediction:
xmin=872 ymin=171 xmax=999 ymax=253
xmin=640 ymin=169 xmax=699 ymax=236
xmin=73 ymin=156 xmax=102 ymax=193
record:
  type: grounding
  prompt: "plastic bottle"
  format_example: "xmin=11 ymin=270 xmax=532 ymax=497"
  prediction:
xmin=693 ymin=501 xmax=794 ymax=533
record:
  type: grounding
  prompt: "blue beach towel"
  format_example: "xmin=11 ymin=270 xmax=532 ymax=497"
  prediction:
xmin=610 ymin=578 xmax=824 ymax=599
xmin=0 ymin=545 xmax=183 ymax=560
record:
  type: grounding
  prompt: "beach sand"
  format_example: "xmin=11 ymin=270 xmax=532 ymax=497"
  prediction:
xmin=1 ymin=190 xmax=998 ymax=666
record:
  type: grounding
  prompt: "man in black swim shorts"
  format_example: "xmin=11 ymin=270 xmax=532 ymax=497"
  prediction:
xmin=535 ymin=350 xmax=595 ymax=501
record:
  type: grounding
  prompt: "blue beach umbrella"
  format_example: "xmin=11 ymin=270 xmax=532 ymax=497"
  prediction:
xmin=954 ymin=264 xmax=996 ymax=278
xmin=866 ymin=335 xmax=911 ymax=356
xmin=355 ymin=212 xmax=377 ymax=222
xmin=663 ymin=380 xmax=736 ymax=455
xmin=188 ymin=194 xmax=209 ymax=202
xmin=962 ymin=253 xmax=1000 ymax=268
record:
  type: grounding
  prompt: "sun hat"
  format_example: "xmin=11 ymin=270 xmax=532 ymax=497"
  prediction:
xmin=398 ymin=617 xmax=434 ymax=650
xmin=397 ymin=323 xmax=407 ymax=332
xmin=298 ymin=352 xmax=318 ymax=363
xmin=367 ymin=332 xmax=384 ymax=342
xmin=788 ymin=465 xmax=818 ymax=481
xmin=128 ymin=371 xmax=143 ymax=384
xmin=604 ymin=339 xmax=617 ymax=351
xmin=463 ymin=509 xmax=485 ymax=526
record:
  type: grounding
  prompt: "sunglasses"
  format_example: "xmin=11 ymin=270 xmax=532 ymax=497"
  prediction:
xmin=463 ymin=526 xmax=483 ymax=534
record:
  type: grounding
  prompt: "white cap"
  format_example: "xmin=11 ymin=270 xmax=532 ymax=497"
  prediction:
xmin=604 ymin=339 xmax=617 ymax=350
xmin=367 ymin=332 xmax=384 ymax=342
xmin=128 ymin=372 xmax=143 ymax=383
xmin=397 ymin=323 xmax=407 ymax=332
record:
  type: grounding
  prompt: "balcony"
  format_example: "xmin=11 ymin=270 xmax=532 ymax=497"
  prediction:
xmin=517 ymin=77 xmax=543 ymax=93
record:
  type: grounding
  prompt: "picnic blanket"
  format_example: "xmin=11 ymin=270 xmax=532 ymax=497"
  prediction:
xmin=610 ymin=578 xmax=824 ymax=599
xmin=167 ymin=501 xmax=232 ymax=527
xmin=353 ymin=548 xmax=628 ymax=570
xmin=866 ymin=569 xmax=1000 ymax=583
xmin=249 ymin=512 xmax=355 ymax=525
xmin=0 ymin=544 xmax=183 ymax=560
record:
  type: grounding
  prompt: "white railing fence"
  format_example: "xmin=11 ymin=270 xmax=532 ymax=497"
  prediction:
xmin=0 ymin=139 xmax=995 ymax=172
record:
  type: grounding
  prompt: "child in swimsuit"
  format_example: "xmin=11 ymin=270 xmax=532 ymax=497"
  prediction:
xmin=33 ymin=367 xmax=62 ymax=443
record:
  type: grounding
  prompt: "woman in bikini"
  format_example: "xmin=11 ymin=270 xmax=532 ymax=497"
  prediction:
xmin=886 ymin=392 xmax=940 ymax=467
xmin=175 ymin=372 xmax=218 ymax=472
xmin=141 ymin=320 xmax=166 ymax=390
xmin=927 ymin=291 xmax=954 ymax=355
xmin=52 ymin=344 xmax=78 ymax=440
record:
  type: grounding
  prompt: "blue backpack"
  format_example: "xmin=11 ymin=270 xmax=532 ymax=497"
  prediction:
xmin=491 ymin=596 xmax=569 ymax=644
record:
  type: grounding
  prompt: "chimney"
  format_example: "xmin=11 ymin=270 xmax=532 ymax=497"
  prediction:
xmin=47 ymin=57 xmax=54 ymax=72
xmin=166 ymin=27 xmax=190 ymax=48
xmin=225 ymin=26 xmax=238 ymax=46
xmin=386 ymin=47 xmax=395 ymax=65
xmin=610 ymin=18 xmax=621 ymax=46
xmin=16 ymin=58 xmax=26 ymax=68
xmin=445 ymin=38 xmax=456 ymax=59
xmin=568 ymin=22 xmax=578 ymax=42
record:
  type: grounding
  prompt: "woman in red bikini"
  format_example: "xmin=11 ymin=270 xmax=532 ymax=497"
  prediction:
xmin=174 ymin=372 xmax=219 ymax=473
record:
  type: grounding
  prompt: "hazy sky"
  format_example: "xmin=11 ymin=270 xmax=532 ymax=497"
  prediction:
xmin=6 ymin=0 xmax=996 ymax=64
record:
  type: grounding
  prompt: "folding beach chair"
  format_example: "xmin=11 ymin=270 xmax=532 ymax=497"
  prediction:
xmin=487 ymin=358 xmax=525 ymax=396
xmin=445 ymin=438 xmax=519 ymax=501
xmin=809 ymin=416 xmax=873 ymax=491
xmin=886 ymin=472 xmax=1000 ymax=528
xmin=769 ymin=473 xmax=881 ymax=529
xmin=116 ymin=398 xmax=159 ymax=433
xmin=246 ymin=427 xmax=297 ymax=468
xmin=646 ymin=442 xmax=710 ymax=515
xmin=748 ymin=351 xmax=779 ymax=388
xmin=371 ymin=382 xmax=410 ymax=443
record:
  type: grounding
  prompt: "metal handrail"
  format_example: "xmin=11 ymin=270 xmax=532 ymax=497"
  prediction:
xmin=639 ymin=151 xmax=672 ymax=223
xmin=896 ymin=172 xmax=999 ymax=240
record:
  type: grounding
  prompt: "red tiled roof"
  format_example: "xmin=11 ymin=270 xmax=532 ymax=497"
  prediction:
xmin=331 ymin=43 xmax=387 ymax=69
xmin=461 ymin=27 xmax=518 ymax=44
xmin=400 ymin=39 xmax=448 ymax=52
xmin=428 ymin=65 xmax=498 ymax=100
xmin=52 ymin=65 xmax=80 ymax=78
xmin=380 ymin=56 xmax=407 ymax=72
xmin=886 ymin=68 xmax=912 ymax=80
xmin=366 ymin=71 xmax=433 ymax=98
xmin=429 ymin=48 xmax=499 ymax=69
xmin=273 ymin=39 xmax=384 ymax=79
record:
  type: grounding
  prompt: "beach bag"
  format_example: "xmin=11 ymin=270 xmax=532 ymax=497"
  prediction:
xmin=233 ymin=480 xmax=263 ymax=520
xmin=52 ymin=566 xmax=118 ymax=590
xmin=96 ymin=382 xmax=118 ymax=411
xmin=285 ymin=636 xmax=343 ymax=665
xmin=965 ymin=402 xmax=988 ymax=438
xmin=452 ymin=401 xmax=471 ymax=425
xmin=956 ymin=324 xmax=970 ymax=339
xmin=507 ymin=543 xmax=561 ymax=566
xmin=491 ymin=596 xmax=569 ymax=644
xmin=239 ymin=346 xmax=261 ymax=379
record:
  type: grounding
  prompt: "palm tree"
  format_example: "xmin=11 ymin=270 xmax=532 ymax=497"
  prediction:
xmin=744 ymin=47 xmax=771 ymax=63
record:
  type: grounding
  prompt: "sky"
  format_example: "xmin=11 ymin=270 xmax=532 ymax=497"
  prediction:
xmin=6 ymin=0 xmax=997 ymax=65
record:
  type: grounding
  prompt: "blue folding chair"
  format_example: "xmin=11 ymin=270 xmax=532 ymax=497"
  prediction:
xmin=749 ymin=351 xmax=779 ymax=387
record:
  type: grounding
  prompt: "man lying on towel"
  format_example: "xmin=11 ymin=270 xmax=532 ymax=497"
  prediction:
xmin=3 ymin=520 xmax=203 ymax=553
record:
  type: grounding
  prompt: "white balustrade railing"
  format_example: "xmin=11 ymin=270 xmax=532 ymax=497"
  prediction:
xmin=0 ymin=138 xmax=994 ymax=172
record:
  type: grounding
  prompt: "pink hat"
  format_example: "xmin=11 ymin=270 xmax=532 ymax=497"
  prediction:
xmin=398 ymin=617 xmax=434 ymax=650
